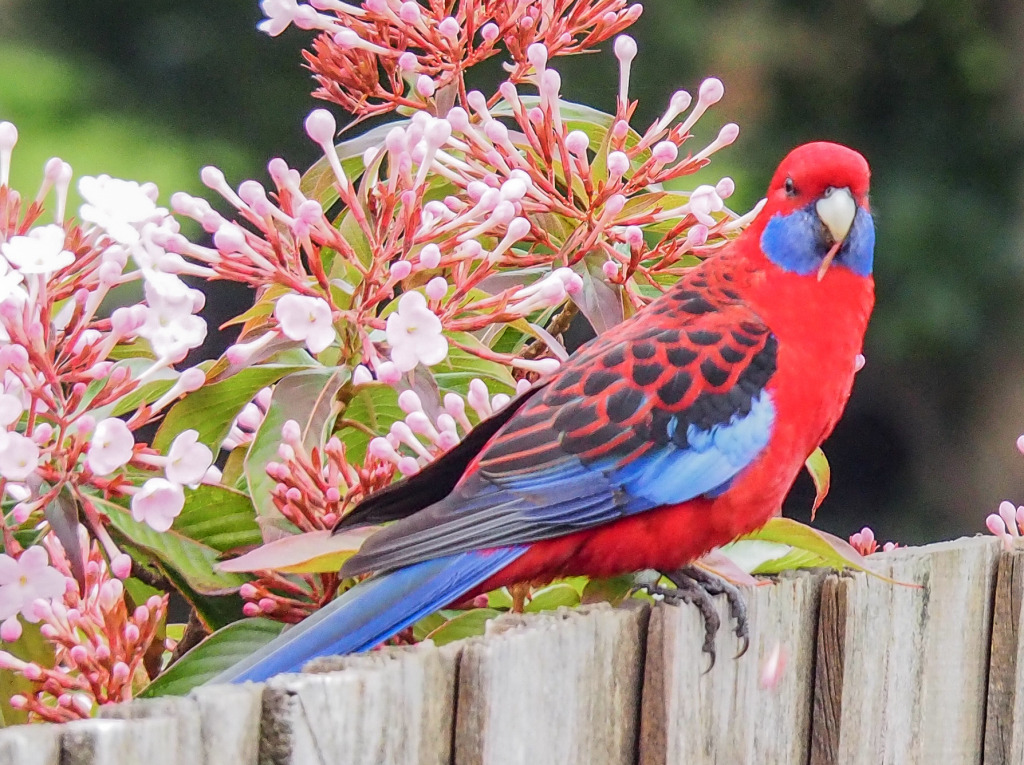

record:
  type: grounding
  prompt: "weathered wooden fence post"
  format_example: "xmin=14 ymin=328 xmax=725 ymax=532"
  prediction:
xmin=639 ymin=569 xmax=825 ymax=764
xmin=983 ymin=543 xmax=1024 ymax=765
xmin=454 ymin=602 xmax=649 ymax=765
xmin=810 ymin=536 xmax=999 ymax=765
xmin=257 ymin=642 xmax=461 ymax=765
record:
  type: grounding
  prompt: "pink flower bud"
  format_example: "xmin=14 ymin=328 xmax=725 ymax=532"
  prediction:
xmin=369 ymin=437 xmax=400 ymax=463
xmin=480 ymin=22 xmax=499 ymax=42
xmin=398 ymin=51 xmax=419 ymax=72
xmin=399 ymin=1 xmax=421 ymax=23
xmin=652 ymin=141 xmax=678 ymax=164
xmin=624 ymin=226 xmax=644 ymax=247
xmin=281 ymin=419 xmax=302 ymax=444
xmin=397 ymin=456 xmax=420 ymax=475
xmin=686 ymin=225 xmax=709 ymax=247
xmin=134 ymin=605 xmax=150 ymax=623
xmin=390 ymin=260 xmax=413 ymax=280
xmin=285 ymin=487 xmax=302 ymax=502
xmin=491 ymin=393 xmax=511 ymax=411
xmin=304 ymin=109 xmax=337 ymax=146
xmin=854 ymin=354 xmax=866 ymax=372
xmin=9 ymin=695 xmax=26 ymax=710
xmin=70 ymin=645 xmax=89 ymax=665
xmin=1000 ymin=501 xmax=1020 ymax=537
xmin=112 ymin=661 xmax=131 ymax=684
xmin=698 ymin=77 xmax=725 ymax=106
xmin=504 ymin=217 xmax=532 ymax=244
xmin=439 ymin=16 xmax=459 ymax=38
xmin=602 ymin=260 xmax=619 ymax=279
xmin=426 ymin=277 xmax=448 ymax=300
xmin=377 ymin=361 xmax=401 ymax=384
xmin=716 ymin=177 xmax=735 ymax=199
xmin=607 ymin=151 xmax=630 ymax=178
xmin=325 ymin=487 xmax=341 ymax=503
xmin=416 ymin=76 xmax=436 ymax=98
xmin=565 ymin=130 xmax=590 ymax=156
xmin=243 ymin=602 xmax=261 ymax=617
xmin=604 ymin=194 xmax=627 ymax=216
xmin=467 ymin=378 xmax=492 ymax=419
xmin=485 ymin=120 xmax=509 ymax=144
xmin=614 ymin=35 xmax=637 ymax=63
xmin=1016 ymin=435 xmax=1024 ymax=455
xmin=353 ymin=364 xmax=373 ymax=385
xmin=611 ymin=120 xmax=629 ymax=141
xmin=111 ymin=553 xmax=132 ymax=580
xmin=0 ymin=617 xmax=21 ymax=642
xmin=526 ymin=43 xmax=549 ymax=71
xmin=123 ymin=624 xmax=140 ymax=644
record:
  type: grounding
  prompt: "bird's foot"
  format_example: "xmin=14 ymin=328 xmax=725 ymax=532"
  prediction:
xmin=640 ymin=565 xmax=749 ymax=670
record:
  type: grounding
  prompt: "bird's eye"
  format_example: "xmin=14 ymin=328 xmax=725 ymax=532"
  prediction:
xmin=784 ymin=177 xmax=797 ymax=197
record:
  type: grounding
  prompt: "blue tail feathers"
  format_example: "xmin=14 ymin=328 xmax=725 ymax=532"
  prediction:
xmin=212 ymin=547 xmax=525 ymax=684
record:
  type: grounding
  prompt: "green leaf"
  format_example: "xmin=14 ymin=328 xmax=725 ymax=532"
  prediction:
xmin=334 ymin=382 xmax=403 ymax=464
xmin=737 ymin=517 xmax=872 ymax=575
xmin=805 ymin=447 xmax=831 ymax=519
xmin=581 ymin=574 xmax=636 ymax=605
xmin=154 ymin=364 xmax=311 ymax=453
xmin=525 ymin=583 xmax=580 ymax=612
xmin=424 ymin=608 xmax=501 ymax=646
xmin=140 ymin=618 xmax=285 ymax=697
xmin=216 ymin=527 xmax=376 ymax=574
xmin=412 ymin=612 xmax=447 ymax=642
xmin=244 ymin=368 xmax=349 ymax=521
xmin=486 ymin=587 xmax=513 ymax=610
xmin=437 ymin=333 xmax=517 ymax=395
xmin=174 ymin=485 xmax=261 ymax=554
xmin=98 ymin=497 xmax=250 ymax=595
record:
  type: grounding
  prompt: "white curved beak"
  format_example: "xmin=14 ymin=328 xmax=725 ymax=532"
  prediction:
xmin=815 ymin=186 xmax=856 ymax=244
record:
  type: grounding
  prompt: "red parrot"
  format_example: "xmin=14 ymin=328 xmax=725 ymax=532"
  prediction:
xmin=218 ymin=141 xmax=874 ymax=683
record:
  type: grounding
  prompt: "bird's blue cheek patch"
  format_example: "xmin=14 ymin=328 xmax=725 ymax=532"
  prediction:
xmin=759 ymin=206 xmax=875 ymax=277
xmin=760 ymin=209 xmax=822 ymax=276
xmin=842 ymin=208 xmax=874 ymax=276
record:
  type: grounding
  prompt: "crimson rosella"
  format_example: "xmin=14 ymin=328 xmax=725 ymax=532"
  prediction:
xmin=217 ymin=141 xmax=875 ymax=683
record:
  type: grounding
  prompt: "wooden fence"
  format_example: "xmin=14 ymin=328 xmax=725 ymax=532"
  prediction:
xmin=1 ymin=535 xmax=1021 ymax=764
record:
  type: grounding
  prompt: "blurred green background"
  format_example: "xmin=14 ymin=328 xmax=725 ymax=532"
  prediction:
xmin=2 ymin=0 xmax=1022 ymax=545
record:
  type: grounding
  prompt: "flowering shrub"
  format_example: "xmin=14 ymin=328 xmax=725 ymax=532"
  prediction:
xmin=0 ymin=0 xmax=877 ymax=716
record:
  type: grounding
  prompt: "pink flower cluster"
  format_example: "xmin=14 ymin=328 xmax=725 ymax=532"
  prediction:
xmin=986 ymin=501 xmax=1024 ymax=551
xmin=0 ymin=534 xmax=167 ymax=723
xmin=0 ymin=123 xmax=216 ymax=548
xmin=259 ymin=0 xmax=641 ymax=119
xmin=166 ymin=34 xmax=744 ymax=384
xmin=848 ymin=526 xmax=899 ymax=557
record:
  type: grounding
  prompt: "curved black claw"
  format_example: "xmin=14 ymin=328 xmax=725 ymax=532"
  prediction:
xmin=642 ymin=565 xmax=750 ymax=669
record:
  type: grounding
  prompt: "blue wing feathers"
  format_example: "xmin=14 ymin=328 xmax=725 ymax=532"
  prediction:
xmin=213 ymin=548 xmax=525 ymax=684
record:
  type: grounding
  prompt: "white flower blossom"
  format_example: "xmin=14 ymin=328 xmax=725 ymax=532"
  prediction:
xmin=385 ymin=291 xmax=448 ymax=372
xmin=78 ymin=175 xmax=164 ymax=245
xmin=131 ymin=478 xmax=185 ymax=532
xmin=1 ymin=225 xmax=74 ymax=274
xmin=87 ymin=418 xmax=135 ymax=476
xmin=275 ymin=294 xmax=335 ymax=354
xmin=0 ymin=546 xmax=66 ymax=626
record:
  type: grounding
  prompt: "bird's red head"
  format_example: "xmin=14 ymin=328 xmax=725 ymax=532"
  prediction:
xmin=765 ymin=142 xmax=871 ymax=216
xmin=751 ymin=142 xmax=874 ymax=279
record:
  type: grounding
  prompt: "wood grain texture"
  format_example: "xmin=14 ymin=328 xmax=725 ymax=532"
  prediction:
xmin=454 ymin=602 xmax=650 ymax=765
xmin=99 ymin=696 xmax=202 ymax=763
xmin=259 ymin=642 xmax=460 ymax=765
xmin=60 ymin=717 xmax=179 ymax=765
xmin=983 ymin=544 xmax=1024 ymax=765
xmin=809 ymin=536 xmax=999 ymax=765
xmin=0 ymin=723 xmax=61 ymax=765
xmin=638 ymin=570 xmax=824 ymax=765
xmin=189 ymin=683 xmax=263 ymax=765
